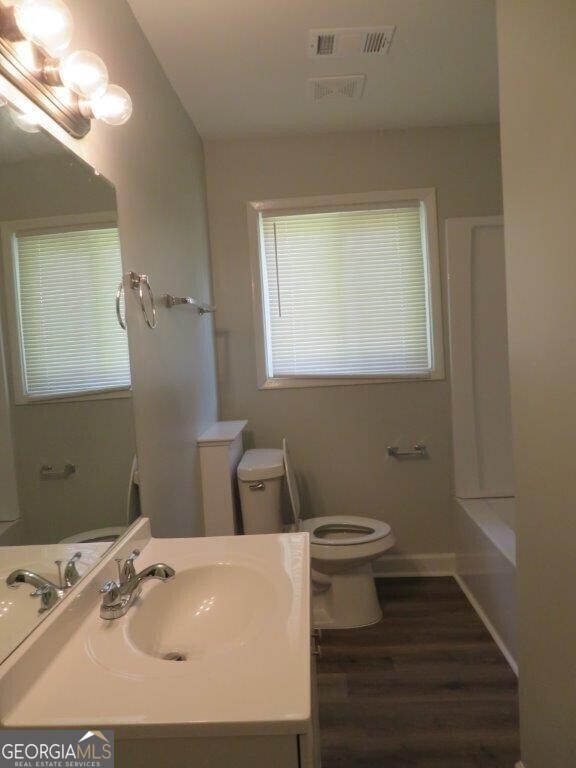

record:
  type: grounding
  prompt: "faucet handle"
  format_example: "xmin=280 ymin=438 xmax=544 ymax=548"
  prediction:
xmin=121 ymin=549 xmax=140 ymax=583
xmin=99 ymin=580 xmax=121 ymax=607
xmin=31 ymin=584 xmax=59 ymax=613
xmin=63 ymin=552 xmax=82 ymax=588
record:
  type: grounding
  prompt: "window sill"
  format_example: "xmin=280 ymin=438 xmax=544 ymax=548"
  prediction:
xmin=258 ymin=374 xmax=444 ymax=390
xmin=16 ymin=387 xmax=133 ymax=405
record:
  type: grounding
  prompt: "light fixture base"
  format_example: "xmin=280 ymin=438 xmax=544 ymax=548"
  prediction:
xmin=0 ymin=6 xmax=22 ymax=43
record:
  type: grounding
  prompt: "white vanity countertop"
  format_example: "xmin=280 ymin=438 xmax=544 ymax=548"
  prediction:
xmin=3 ymin=532 xmax=311 ymax=738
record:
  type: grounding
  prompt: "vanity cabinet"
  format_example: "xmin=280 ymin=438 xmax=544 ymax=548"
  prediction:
xmin=115 ymin=643 xmax=320 ymax=767
xmin=117 ymin=735 xmax=305 ymax=768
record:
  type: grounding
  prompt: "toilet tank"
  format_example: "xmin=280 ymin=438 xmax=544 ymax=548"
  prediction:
xmin=237 ymin=449 xmax=285 ymax=534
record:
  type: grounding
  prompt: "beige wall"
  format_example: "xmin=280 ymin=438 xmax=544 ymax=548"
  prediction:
xmin=497 ymin=2 xmax=576 ymax=765
xmin=205 ymin=125 xmax=502 ymax=556
xmin=12 ymin=0 xmax=219 ymax=537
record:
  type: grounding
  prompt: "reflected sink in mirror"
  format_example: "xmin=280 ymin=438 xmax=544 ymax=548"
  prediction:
xmin=0 ymin=542 xmax=109 ymax=661
xmin=128 ymin=564 xmax=277 ymax=662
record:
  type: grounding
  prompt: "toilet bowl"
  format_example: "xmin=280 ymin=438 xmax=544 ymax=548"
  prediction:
xmin=237 ymin=441 xmax=395 ymax=629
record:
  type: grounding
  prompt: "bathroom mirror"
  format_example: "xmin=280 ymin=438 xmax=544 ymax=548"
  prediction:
xmin=0 ymin=100 xmax=138 ymax=663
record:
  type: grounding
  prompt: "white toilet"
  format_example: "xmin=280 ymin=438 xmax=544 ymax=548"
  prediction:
xmin=237 ymin=440 xmax=395 ymax=629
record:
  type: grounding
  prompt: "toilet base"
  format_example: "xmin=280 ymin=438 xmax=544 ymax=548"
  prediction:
xmin=312 ymin=563 xmax=382 ymax=629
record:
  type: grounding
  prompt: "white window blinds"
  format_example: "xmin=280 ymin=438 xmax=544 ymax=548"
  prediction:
xmin=13 ymin=225 xmax=131 ymax=399
xmin=260 ymin=205 xmax=433 ymax=378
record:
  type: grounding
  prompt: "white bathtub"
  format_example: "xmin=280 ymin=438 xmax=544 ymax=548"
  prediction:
xmin=455 ymin=496 xmax=518 ymax=674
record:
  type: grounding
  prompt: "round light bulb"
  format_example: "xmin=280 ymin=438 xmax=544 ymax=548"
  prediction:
xmin=90 ymin=84 xmax=132 ymax=126
xmin=8 ymin=107 xmax=41 ymax=133
xmin=14 ymin=0 xmax=73 ymax=56
xmin=59 ymin=50 xmax=108 ymax=99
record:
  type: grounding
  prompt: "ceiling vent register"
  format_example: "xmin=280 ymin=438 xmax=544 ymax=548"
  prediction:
xmin=308 ymin=27 xmax=396 ymax=58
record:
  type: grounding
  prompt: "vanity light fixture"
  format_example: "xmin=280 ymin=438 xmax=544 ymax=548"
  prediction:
xmin=14 ymin=0 xmax=73 ymax=56
xmin=80 ymin=83 xmax=132 ymax=126
xmin=48 ymin=49 xmax=109 ymax=99
xmin=0 ymin=0 xmax=132 ymax=137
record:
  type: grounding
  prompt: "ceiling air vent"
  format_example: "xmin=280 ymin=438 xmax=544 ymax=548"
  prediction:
xmin=308 ymin=27 xmax=396 ymax=58
xmin=308 ymin=75 xmax=366 ymax=102
xmin=315 ymin=33 xmax=336 ymax=56
xmin=362 ymin=29 xmax=391 ymax=54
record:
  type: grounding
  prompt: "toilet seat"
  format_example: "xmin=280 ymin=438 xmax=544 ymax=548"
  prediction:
xmin=301 ymin=515 xmax=392 ymax=547
xmin=59 ymin=525 xmax=127 ymax=544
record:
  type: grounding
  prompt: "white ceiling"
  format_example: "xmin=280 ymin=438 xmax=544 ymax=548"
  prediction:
xmin=128 ymin=0 xmax=499 ymax=140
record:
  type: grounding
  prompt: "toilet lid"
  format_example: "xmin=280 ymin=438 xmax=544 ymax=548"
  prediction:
xmin=301 ymin=515 xmax=393 ymax=547
xmin=283 ymin=438 xmax=301 ymax=525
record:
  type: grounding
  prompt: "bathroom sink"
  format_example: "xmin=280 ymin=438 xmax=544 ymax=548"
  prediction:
xmin=3 ymin=529 xmax=311 ymax=733
xmin=128 ymin=563 xmax=276 ymax=661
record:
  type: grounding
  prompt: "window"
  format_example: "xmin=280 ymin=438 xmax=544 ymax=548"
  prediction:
xmin=248 ymin=189 xmax=444 ymax=388
xmin=2 ymin=215 xmax=131 ymax=402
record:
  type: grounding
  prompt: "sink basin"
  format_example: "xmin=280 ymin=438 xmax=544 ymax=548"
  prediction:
xmin=128 ymin=563 xmax=276 ymax=661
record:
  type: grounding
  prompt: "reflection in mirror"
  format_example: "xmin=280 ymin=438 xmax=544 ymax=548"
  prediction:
xmin=0 ymin=101 xmax=138 ymax=662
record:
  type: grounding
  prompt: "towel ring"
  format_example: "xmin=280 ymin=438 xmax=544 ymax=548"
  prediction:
xmin=138 ymin=274 xmax=157 ymax=329
xmin=115 ymin=281 xmax=127 ymax=330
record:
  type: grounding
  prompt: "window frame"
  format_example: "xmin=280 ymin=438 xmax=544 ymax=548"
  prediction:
xmin=247 ymin=188 xmax=445 ymax=389
xmin=1 ymin=211 xmax=132 ymax=405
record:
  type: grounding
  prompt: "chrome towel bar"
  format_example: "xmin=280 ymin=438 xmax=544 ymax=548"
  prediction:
xmin=387 ymin=443 xmax=428 ymax=459
xmin=40 ymin=463 xmax=76 ymax=480
xmin=164 ymin=294 xmax=215 ymax=314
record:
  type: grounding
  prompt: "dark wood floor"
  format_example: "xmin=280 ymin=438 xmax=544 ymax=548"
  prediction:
xmin=317 ymin=577 xmax=520 ymax=768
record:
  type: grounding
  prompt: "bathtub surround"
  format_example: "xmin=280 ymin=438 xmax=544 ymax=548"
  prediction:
xmin=204 ymin=124 xmax=503 ymax=563
xmin=446 ymin=216 xmax=518 ymax=674
xmin=497 ymin=1 xmax=576 ymax=765
xmin=454 ymin=498 xmax=517 ymax=674
xmin=4 ymin=0 xmax=219 ymax=538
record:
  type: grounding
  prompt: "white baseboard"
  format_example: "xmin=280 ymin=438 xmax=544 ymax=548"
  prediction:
xmin=454 ymin=573 xmax=518 ymax=676
xmin=373 ymin=552 xmax=456 ymax=577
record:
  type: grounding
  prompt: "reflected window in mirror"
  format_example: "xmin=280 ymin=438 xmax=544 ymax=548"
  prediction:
xmin=2 ymin=215 xmax=131 ymax=402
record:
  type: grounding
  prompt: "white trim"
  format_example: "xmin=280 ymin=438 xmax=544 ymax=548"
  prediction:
xmin=247 ymin=188 xmax=445 ymax=390
xmin=0 ymin=212 xmax=128 ymax=405
xmin=373 ymin=552 xmax=456 ymax=577
xmin=454 ymin=573 xmax=518 ymax=676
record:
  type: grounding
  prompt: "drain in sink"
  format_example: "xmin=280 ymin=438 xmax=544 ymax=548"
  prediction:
xmin=163 ymin=651 xmax=187 ymax=661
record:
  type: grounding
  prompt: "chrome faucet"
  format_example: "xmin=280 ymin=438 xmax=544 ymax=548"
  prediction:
xmin=6 ymin=570 xmax=63 ymax=613
xmin=6 ymin=552 xmax=84 ymax=614
xmin=99 ymin=549 xmax=175 ymax=620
